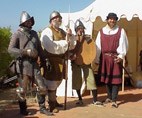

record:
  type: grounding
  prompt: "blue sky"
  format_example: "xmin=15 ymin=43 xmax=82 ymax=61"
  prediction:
xmin=0 ymin=0 xmax=95 ymax=32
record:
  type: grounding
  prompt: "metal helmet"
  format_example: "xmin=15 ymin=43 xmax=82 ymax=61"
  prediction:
xmin=19 ymin=11 xmax=35 ymax=26
xmin=49 ymin=11 xmax=62 ymax=22
xmin=74 ymin=19 xmax=85 ymax=32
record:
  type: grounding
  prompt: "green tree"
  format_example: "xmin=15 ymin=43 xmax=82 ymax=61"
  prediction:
xmin=0 ymin=27 xmax=12 ymax=77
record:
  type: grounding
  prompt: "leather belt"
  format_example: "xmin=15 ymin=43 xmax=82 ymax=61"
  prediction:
xmin=104 ymin=53 xmax=117 ymax=57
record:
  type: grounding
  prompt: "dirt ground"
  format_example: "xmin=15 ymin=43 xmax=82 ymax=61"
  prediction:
xmin=0 ymin=85 xmax=142 ymax=118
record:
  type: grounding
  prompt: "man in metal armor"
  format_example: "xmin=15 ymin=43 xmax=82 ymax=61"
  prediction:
xmin=8 ymin=11 xmax=52 ymax=116
xmin=70 ymin=19 xmax=103 ymax=106
xmin=40 ymin=11 xmax=76 ymax=113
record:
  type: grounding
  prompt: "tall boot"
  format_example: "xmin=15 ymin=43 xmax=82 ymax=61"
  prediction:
xmin=48 ymin=101 xmax=59 ymax=113
xmin=48 ymin=90 xmax=59 ymax=113
xmin=76 ymin=89 xmax=82 ymax=101
xmin=92 ymin=89 xmax=97 ymax=102
xmin=18 ymin=100 xmax=31 ymax=115
xmin=76 ymin=90 xmax=83 ymax=105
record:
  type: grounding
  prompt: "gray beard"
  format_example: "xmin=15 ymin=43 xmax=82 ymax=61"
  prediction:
xmin=21 ymin=26 xmax=32 ymax=33
xmin=52 ymin=21 xmax=61 ymax=29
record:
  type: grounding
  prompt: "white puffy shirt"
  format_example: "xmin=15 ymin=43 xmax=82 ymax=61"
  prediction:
xmin=40 ymin=27 xmax=76 ymax=54
xmin=95 ymin=25 xmax=129 ymax=63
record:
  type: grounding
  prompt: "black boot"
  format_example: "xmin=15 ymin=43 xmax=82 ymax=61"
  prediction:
xmin=39 ymin=103 xmax=54 ymax=116
xmin=48 ymin=90 xmax=59 ymax=113
xmin=91 ymin=90 xmax=97 ymax=102
xmin=49 ymin=101 xmax=59 ymax=113
xmin=18 ymin=100 xmax=31 ymax=115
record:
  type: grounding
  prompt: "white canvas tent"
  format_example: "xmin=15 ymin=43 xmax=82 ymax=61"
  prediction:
xmin=57 ymin=0 xmax=142 ymax=96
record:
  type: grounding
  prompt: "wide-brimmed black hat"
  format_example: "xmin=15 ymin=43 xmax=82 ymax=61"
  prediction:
xmin=106 ymin=13 xmax=118 ymax=20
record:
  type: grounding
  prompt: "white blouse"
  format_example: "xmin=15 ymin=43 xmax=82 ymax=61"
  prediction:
xmin=95 ymin=25 xmax=129 ymax=63
xmin=40 ymin=27 xmax=76 ymax=55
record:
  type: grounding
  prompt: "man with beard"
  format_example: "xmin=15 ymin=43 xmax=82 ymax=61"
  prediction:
xmin=40 ymin=11 xmax=76 ymax=113
xmin=95 ymin=13 xmax=128 ymax=108
xmin=8 ymin=11 xmax=52 ymax=116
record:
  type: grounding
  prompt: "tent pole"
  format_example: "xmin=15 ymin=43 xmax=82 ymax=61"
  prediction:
xmin=136 ymin=18 xmax=139 ymax=70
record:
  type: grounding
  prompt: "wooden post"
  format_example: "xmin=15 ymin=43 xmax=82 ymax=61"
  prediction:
xmin=64 ymin=59 xmax=68 ymax=110
xmin=64 ymin=4 xmax=70 ymax=110
xmin=122 ymin=58 xmax=125 ymax=92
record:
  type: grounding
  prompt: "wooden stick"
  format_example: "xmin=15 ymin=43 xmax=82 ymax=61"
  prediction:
xmin=122 ymin=58 xmax=125 ymax=92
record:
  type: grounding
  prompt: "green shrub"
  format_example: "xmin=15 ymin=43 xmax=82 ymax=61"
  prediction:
xmin=0 ymin=27 xmax=12 ymax=77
